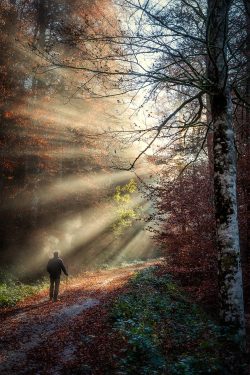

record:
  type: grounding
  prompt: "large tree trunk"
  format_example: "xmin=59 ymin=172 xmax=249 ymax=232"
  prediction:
xmin=243 ymin=0 xmax=250 ymax=269
xmin=207 ymin=0 xmax=245 ymax=336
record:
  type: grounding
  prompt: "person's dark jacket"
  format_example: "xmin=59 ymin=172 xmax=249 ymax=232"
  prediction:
xmin=47 ymin=257 xmax=68 ymax=278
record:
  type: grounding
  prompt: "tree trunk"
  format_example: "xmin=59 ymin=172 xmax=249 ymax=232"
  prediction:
xmin=207 ymin=0 xmax=245 ymax=336
xmin=243 ymin=0 xmax=250 ymax=267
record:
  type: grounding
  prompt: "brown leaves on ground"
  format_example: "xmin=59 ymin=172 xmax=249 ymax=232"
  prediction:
xmin=0 ymin=261 xmax=159 ymax=375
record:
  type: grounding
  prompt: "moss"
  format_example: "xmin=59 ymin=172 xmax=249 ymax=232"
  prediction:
xmin=220 ymin=254 xmax=238 ymax=271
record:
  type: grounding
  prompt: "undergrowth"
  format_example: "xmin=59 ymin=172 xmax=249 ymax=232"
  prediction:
xmin=0 ymin=269 xmax=47 ymax=307
xmin=111 ymin=267 xmax=246 ymax=375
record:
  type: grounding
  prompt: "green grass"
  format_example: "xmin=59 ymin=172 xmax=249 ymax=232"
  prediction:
xmin=110 ymin=267 xmax=246 ymax=375
xmin=0 ymin=270 xmax=47 ymax=307
xmin=0 ymin=283 xmax=42 ymax=307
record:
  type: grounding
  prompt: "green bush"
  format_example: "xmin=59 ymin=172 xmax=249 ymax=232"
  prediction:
xmin=0 ymin=278 xmax=47 ymax=307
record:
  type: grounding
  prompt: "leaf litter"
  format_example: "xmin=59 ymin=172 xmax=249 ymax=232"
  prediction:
xmin=0 ymin=262 xmax=158 ymax=374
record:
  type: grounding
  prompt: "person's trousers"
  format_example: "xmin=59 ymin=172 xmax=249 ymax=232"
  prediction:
xmin=49 ymin=277 xmax=60 ymax=301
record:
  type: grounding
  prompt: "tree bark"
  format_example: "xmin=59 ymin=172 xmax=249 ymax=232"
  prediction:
xmin=243 ymin=0 xmax=250 ymax=267
xmin=207 ymin=0 xmax=245 ymax=336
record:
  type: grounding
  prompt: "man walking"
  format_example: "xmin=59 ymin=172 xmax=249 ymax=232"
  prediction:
xmin=47 ymin=251 xmax=68 ymax=302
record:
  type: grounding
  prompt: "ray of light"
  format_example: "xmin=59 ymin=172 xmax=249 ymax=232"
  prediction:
xmin=3 ymin=169 xmax=150 ymax=210
xmin=23 ymin=195 xmax=149 ymax=273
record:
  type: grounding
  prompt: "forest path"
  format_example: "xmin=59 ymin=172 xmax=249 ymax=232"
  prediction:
xmin=0 ymin=261 xmax=158 ymax=375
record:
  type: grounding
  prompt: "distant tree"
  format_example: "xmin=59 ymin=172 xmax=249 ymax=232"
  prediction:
xmin=0 ymin=0 xmax=119 ymax=272
xmin=113 ymin=178 xmax=139 ymax=237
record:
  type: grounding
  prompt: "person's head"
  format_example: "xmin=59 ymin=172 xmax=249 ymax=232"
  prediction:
xmin=53 ymin=251 xmax=59 ymax=258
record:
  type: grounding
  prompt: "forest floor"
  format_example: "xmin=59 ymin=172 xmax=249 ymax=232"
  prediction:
xmin=0 ymin=261 xmax=159 ymax=375
xmin=0 ymin=260 xmax=249 ymax=375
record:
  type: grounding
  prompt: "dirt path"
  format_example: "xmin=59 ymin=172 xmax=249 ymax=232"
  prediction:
xmin=0 ymin=263 xmax=157 ymax=375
